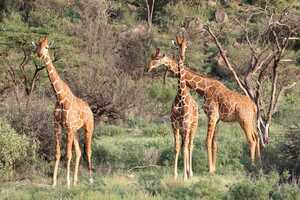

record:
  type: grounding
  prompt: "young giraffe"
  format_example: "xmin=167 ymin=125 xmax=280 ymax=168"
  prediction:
xmin=147 ymin=47 xmax=261 ymax=174
xmin=169 ymin=35 xmax=199 ymax=180
xmin=33 ymin=37 xmax=94 ymax=187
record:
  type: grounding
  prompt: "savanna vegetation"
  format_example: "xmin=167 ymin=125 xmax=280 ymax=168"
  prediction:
xmin=0 ymin=0 xmax=299 ymax=199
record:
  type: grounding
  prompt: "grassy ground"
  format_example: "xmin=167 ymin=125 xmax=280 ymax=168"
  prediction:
xmin=0 ymin=122 xmax=299 ymax=200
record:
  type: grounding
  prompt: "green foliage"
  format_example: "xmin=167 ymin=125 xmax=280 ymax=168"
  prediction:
xmin=148 ymin=79 xmax=176 ymax=104
xmin=138 ymin=171 xmax=163 ymax=196
xmin=0 ymin=118 xmax=38 ymax=179
xmin=226 ymin=180 xmax=271 ymax=200
xmin=147 ymin=80 xmax=177 ymax=115
xmin=0 ymin=1 xmax=300 ymax=199
xmin=92 ymin=134 xmax=171 ymax=168
xmin=142 ymin=123 xmax=171 ymax=137
xmin=94 ymin=123 xmax=127 ymax=137
xmin=163 ymin=1 xmax=214 ymax=28
xmin=271 ymin=184 xmax=300 ymax=200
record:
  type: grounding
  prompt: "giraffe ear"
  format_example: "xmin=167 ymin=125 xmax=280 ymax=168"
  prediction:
xmin=171 ymin=40 xmax=178 ymax=50
xmin=152 ymin=48 xmax=160 ymax=58
xmin=31 ymin=41 xmax=36 ymax=49
xmin=175 ymin=35 xmax=183 ymax=46
xmin=155 ymin=48 xmax=160 ymax=56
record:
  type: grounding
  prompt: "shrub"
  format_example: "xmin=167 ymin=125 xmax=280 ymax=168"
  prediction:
xmin=94 ymin=123 xmax=127 ymax=137
xmin=127 ymin=117 xmax=148 ymax=129
xmin=142 ymin=123 xmax=171 ymax=137
xmin=2 ymin=96 xmax=54 ymax=160
xmin=138 ymin=171 xmax=162 ymax=196
xmin=0 ymin=117 xmax=38 ymax=179
xmin=225 ymin=176 xmax=277 ymax=200
xmin=271 ymin=184 xmax=300 ymax=200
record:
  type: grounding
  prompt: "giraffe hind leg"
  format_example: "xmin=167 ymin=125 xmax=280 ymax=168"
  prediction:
xmin=84 ymin=121 xmax=94 ymax=184
xmin=206 ymin=116 xmax=218 ymax=174
xmin=212 ymin=126 xmax=218 ymax=173
xmin=188 ymin=120 xmax=198 ymax=178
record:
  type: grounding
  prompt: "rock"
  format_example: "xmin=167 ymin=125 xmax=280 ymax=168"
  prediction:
xmin=207 ymin=0 xmax=217 ymax=7
xmin=183 ymin=17 xmax=204 ymax=37
xmin=232 ymin=41 xmax=241 ymax=48
xmin=127 ymin=3 xmax=138 ymax=12
xmin=119 ymin=24 xmax=148 ymax=40
xmin=215 ymin=8 xmax=228 ymax=23
xmin=212 ymin=51 xmax=231 ymax=77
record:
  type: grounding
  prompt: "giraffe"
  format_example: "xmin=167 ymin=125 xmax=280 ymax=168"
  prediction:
xmin=33 ymin=37 xmax=94 ymax=187
xmin=169 ymin=35 xmax=199 ymax=180
xmin=147 ymin=47 xmax=261 ymax=174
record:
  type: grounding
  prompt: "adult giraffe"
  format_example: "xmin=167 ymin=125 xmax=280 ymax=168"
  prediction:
xmin=33 ymin=37 xmax=94 ymax=187
xmin=147 ymin=46 xmax=261 ymax=174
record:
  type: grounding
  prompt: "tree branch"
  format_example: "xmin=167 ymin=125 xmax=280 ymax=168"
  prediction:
xmin=205 ymin=26 xmax=251 ymax=98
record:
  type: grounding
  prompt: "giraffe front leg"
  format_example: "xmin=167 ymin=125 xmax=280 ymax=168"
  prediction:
xmin=73 ymin=133 xmax=81 ymax=186
xmin=188 ymin=131 xmax=195 ymax=178
xmin=173 ymin=126 xmax=180 ymax=180
xmin=255 ymin=134 xmax=262 ymax=164
xmin=206 ymin=116 xmax=218 ymax=174
xmin=241 ymin=121 xmax=256 ymax=165
xmin=66 ymin=129 xmax=74 ymax=188
xmin=53 ymin=111 xmax=61 ymax=187
xmin=212 ymin=127 xmax=218 ymax=173
xmin=183 ymin=133 xmax=189 ymax=181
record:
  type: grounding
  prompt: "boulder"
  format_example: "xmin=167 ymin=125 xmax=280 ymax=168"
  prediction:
xmin=183 ymin=17 xmax=205 ymax=37
xmin=119 ymin=24 xmax=148 ymax=40
xmin=207 ymin=0 xmax=217 ymax=7
xmin=215 ymin=8 xmax=228 ymax=23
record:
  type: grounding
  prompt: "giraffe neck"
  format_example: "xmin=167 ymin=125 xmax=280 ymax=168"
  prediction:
xmin=164 ymin=57 xmax=217 ymax=96
xmin=42 ymin=54 xmax=72 ymax=103
xmin=177 ymin=61 xmax=188 ymax=98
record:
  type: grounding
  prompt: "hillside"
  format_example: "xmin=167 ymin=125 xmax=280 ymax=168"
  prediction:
xmin=0 ymin=0 xmax=299 ymax=199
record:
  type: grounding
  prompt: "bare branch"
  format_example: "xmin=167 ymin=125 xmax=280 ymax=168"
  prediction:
xmin=205 ymin=26 xmax=251 ymax=98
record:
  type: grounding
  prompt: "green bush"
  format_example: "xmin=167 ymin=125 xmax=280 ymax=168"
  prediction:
xmin=94 ymin=123 xmax=127 ymax=137
xmin=148 ymin=81 xmax=176 ymax=104
xmin=138 ymin=171 xmax=162 ymax=196
xmin=271 ymin=184 xmax=300 ymax=200
xmin=92 ymin=135 xmax=171 ymax=168
xmin=225 ymin=175 xmax=277 ymax=200
xmin=142 ymin=123 xmax=171 ymax=137
xmin=0 ymin=118 xmax=38 ymax=179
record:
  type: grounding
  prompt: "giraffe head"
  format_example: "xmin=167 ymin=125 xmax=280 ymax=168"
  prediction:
xmin=147 ymin=48 xmax=170 ymax=72
xmin=175 ymin=35 xmax=187 ymax=62
xmin=32 ymin=37 xmax=50 ymax=58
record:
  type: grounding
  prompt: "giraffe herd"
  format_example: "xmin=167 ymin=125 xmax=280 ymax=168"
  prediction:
xmin=32 ymin=34 xmax=262 ymax=187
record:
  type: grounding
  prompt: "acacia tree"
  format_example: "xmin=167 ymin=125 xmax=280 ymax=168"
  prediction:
xmin=205 ymin=9 xmax=300 ymax=146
